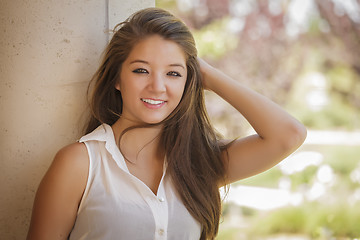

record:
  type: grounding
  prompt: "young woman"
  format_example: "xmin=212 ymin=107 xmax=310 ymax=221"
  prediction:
xmin=27 ymin=7 xmax=307 ymax=240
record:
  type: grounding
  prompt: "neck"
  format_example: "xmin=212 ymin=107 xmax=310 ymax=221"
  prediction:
xmin=111 ymin=117 xmax=164 ymax=164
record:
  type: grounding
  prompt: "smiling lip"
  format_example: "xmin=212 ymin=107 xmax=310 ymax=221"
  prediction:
xmin=141 ymin=98 xmax=166 ymax=109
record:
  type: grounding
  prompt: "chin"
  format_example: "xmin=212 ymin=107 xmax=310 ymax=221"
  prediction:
xmin=144 ymin=115 xmax=170 ymax=125
xmin=138 ymin=112 xmax=172 ymax=125
xmin=138 ymin=117 xmax=162 ymax=125
xmin=144 ymin=119 xmax=165 ymax=125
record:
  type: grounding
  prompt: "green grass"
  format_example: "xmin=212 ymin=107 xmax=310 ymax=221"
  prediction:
xmin=250 ymin=207 xmax=307 ymax=235
xmin=323 ymin=146 xmax=360 ymax=176
xmin=219 ymin=145 xmax=360 ymax=239
xmin=289 ymin=165 xmax=318 ymax=190
xmin=248 ymin=202 xmax=360 ymax=238
xmin=216 ymin=227 xmax=239 ymax=240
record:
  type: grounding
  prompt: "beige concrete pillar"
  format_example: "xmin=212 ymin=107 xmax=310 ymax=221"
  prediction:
xmin=0 ymin=0 xmax=154 ymax=238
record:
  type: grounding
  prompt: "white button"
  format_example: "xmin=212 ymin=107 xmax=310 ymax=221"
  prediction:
xmin=158 ymin=197 xmax=165 ymax=202
xmin=158 ymin=228 xmax=165 ymax=235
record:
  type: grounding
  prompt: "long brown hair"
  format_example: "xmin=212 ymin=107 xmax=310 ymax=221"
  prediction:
xmin=85 ymin=8 xmax=227 ymax=239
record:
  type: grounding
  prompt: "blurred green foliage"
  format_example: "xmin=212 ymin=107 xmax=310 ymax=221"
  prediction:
xmin=248 ymin=202 xmax=360 ymax=239
xmin=325 ymin=146 xmax=360 ymax=177
xmin=157 ymin=0 xmax=360 ymax=131
xmin=219 ymin=145 xmax=360 ymax=239
xmin=289 ymin=165 xmax=318 ymax=190
xmin=239 ymin=145 xmax=360 ymax=189
xmin=252 ymin=207 xmax=307 ymax=235
xmin=192 ymin=18 xmax=238 ymax=59
xmin=287 ymin=48 xmax=360 ymax=130
xmin=216 ymin=227 xmax=239 ymax=240
xmin=155 ymin=0 xmax=177 ymax=9
xmin=236 ymin=167 xmax=283 ymax=188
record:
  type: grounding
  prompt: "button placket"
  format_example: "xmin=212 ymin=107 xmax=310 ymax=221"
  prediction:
xmin=136 ymin=173 xmax=168 ymax=240
xmin=154 ymin=177 xmax=168 ymax=239
xmin=158 ymin=228 xmax=165 ymax=236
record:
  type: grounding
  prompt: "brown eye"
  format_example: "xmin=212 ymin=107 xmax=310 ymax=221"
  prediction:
xmin=133 ymin=68 xmax=148 ymax=74
xmin=167 ymin=71 xmax=182 ymax=77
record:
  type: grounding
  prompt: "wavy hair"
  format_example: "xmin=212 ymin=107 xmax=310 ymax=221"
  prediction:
xmin=85 ymin=8 xmax=227 ymax=239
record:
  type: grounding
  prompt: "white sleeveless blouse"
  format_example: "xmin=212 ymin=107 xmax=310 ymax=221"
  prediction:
xmin=69 ymin=124 xmax=201 ymax=240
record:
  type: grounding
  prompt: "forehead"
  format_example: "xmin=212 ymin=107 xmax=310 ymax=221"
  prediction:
xmin=125 ymin=35 xmax=187 ymax=65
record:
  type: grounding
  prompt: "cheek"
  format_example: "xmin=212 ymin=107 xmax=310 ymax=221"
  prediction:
xmin=119 ymin=74 xmax=137 ymax=94
xmin=175 ymin=78 xmax=187 ymax=96
xmin=173 ymin=81 xmax=187 ymax=106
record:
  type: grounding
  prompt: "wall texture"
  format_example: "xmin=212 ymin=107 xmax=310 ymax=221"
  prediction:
xmin=0 ymin=0 xmax=154 ymax=238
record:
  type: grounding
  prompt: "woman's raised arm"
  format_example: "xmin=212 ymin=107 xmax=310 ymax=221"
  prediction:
xmin=198 ymin=58 xmax=307 ymax=185
xmin=27 ymin=143 xmax=89 ymax=240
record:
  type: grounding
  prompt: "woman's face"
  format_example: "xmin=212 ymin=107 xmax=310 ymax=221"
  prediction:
xmin=116 ymin=34 xmax=187 ymax=124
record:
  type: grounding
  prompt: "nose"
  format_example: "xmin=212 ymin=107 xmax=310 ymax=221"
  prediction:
xmin=148 ymin=72 xmax=166 ymax=93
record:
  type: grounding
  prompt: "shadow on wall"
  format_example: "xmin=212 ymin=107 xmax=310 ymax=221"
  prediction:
xmin=0 ymin=0 xmax=154 ymax=238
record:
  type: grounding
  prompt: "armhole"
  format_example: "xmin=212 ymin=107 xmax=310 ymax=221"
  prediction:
xmin=76 ymin=141 xmax=92 ymax=214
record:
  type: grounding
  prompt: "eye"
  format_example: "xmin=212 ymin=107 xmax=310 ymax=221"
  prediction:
xmin=132 ymin=68 xmax=148 ymax=74
xmin=167 ymin=71 xmax=182 ymax=77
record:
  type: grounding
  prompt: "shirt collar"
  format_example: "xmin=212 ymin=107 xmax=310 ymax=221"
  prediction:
xmin=80 ymin=123 xmax=130 ymax=172
xmin=79 ymin=123 xmax=168 ymax=175
xmin=79 ymin=124 xmax=112 ymax=143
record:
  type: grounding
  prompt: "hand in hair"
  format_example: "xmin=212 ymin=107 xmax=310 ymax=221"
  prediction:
xmin=197 ymin=57 xmax=215 ymax=91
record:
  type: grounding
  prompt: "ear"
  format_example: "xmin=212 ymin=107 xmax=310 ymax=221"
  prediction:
xmin=115 ymin=81 xmax=121 ymax=91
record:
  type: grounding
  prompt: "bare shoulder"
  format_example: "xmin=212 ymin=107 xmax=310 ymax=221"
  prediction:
xmin=36 ymin=141 xmax=90 ymax=213
xmin=41 ymin=141 xmax=90 ymax=198
xmin=47 ymin=142 xmax=89 ymax=181
xmin=55 ymin=142 xmax=88 ymax=164
xmin=27 ymin=142 xmax=89 ymax=239
xmin=45 ymin=142 xmax=90 ymax=190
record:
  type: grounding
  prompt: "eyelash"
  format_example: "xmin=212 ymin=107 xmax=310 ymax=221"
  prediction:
xmin=132 ymin=68 xmax=148 ymax=74
xmin=132 ymin=69 xmax=182 ymax=77
xmin=167 ymin=71 xmax=182 ymax=77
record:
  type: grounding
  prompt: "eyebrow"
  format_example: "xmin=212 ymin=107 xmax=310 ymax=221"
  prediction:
xmin=129 ymin=60 xmax=185 ymax=70
xmin=169 ymin=63 xmax=186 ymax=70
xmin=130 ymin=60 xmax=149 ymax=65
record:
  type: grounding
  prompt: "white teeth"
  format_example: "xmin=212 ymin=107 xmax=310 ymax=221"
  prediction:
xmin=141 ymin=98 xmax=164 ymax=105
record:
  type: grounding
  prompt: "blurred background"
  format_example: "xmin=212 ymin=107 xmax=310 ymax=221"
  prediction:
xmin=157 ymin=0 xmax=360 ymax=239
